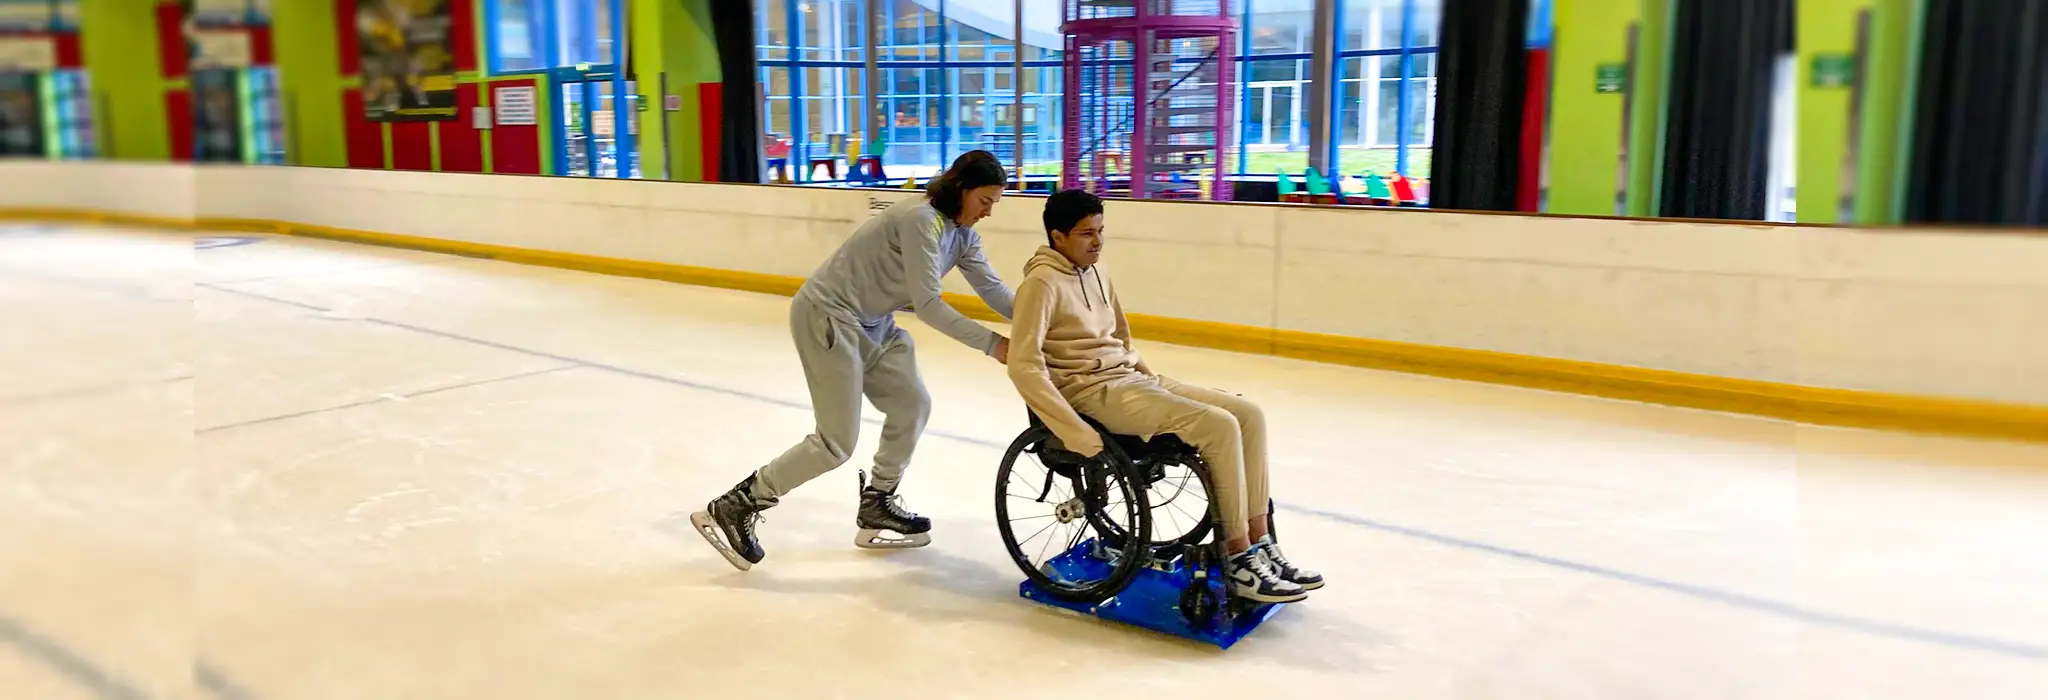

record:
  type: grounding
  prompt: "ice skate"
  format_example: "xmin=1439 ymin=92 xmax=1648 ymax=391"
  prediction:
xmin=1225 ymin=548 xmax=1308 ymax=603
xmin=1256 ymin=535 xmax=1323 ymax=591
xmin=691 ymin=474 xmax=774 ymax=571
xmin=854 ymin=470 xmax=931 ymax=549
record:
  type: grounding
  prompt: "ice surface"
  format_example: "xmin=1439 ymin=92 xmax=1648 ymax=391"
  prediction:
xmin=3 ymin=224 xmax=2045 ymax=700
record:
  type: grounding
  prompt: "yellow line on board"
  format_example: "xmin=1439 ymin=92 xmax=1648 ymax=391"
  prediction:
xmin=7 ymin=207 xmax=2045 ymax=445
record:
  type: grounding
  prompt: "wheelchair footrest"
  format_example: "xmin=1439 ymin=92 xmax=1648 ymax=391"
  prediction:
xmin=1018 ymin=541 xmax=1286 ymax=650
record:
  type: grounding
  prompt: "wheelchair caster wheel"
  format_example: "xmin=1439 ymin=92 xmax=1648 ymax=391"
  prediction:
xmin=1178 ymin=581 xmax=1222 ymax=631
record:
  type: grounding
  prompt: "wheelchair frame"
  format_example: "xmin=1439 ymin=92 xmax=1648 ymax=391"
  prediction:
xmin=995 ymin=412 xmax=1288 ymax=649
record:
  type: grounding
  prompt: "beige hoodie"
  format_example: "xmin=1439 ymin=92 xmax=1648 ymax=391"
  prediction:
xmin=1006 ymin=245 xmax=1152 ymax=454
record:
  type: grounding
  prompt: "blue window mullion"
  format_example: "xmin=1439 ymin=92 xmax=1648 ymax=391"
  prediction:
xmin=609 ymin=0 xmax=632 ymax=178
xmin=485 ymin=0 xmax=501 ymax=74
xmin=1396 ymin=0 xmax=1415 ymax=176
xmin=788 ymin=0 xmax=806 ymax=182
xmin=939 ymin=0 xmax=951 ymax=166
xmin=1237 ymin=0 xmax=1253 ymax=176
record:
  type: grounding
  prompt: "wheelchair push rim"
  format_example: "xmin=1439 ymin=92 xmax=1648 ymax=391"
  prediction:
xmin=994 ymin=426 xmax=1152 ymax=604
xmin=1135 ymin=451 xmax=1216 ymax=549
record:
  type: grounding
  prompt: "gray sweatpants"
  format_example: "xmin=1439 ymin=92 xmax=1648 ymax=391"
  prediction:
xmin=751 ymin=296 xmax=929 ymax=501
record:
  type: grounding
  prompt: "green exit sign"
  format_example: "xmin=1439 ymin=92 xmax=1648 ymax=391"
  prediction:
xmin=1595 ymin=63 xmax=1627 ymax=93
xmin=1812 ymin=54 xmax=1857 ymax=88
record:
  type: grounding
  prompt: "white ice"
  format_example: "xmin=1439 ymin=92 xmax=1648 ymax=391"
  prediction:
xmin=3 ymin=223 xmax=2046 ymax=700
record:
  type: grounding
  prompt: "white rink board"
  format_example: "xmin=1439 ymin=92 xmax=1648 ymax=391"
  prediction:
xmin=7 ymin=161 xmax=2048 ymax=406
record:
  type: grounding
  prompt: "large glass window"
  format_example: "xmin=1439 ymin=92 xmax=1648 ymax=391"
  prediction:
xmin=757 ymin=0 xmax=1062 ymax=185
xmin=754 ymin=0 xmax=1443 ymax=191
xmin=487 ymin=0 xmax=620 ymax=75
xmin=1332 ymin=0 xmax=1436 ymax=181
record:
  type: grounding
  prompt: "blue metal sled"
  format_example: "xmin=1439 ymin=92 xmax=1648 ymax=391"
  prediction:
xmin=1018 ymin=539 xmax=1286 ymax=649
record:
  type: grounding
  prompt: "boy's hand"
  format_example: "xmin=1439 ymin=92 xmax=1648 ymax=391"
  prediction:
xmin=991 ymin=336 xmax=1010 ymax=364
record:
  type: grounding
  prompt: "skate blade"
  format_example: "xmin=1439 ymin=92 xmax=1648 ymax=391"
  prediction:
xmin=690 ymin=511 xmax=753 ymax=571
xmin=854 ymin=528 xmax=931 ymax=550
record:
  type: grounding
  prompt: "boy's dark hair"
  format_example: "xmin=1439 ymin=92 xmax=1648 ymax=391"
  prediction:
xmin=924 ymin=150 xmax=1009 ymax=221
xmin=1041 ymin=189 xmax=1104 ymax=244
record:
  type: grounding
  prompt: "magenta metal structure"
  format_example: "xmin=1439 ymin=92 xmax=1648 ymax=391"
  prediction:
xmin=1060 ymin=0 xmax=1237 ymax=200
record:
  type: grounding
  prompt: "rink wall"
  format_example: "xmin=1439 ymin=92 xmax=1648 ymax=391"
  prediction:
xmin=4 ymin=161 xmax=2047 ymax=442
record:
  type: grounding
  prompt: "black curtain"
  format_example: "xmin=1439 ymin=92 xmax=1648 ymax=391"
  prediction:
xmin=709 ymin=0 xmax=762 ymax=183
xmin=1905 ymin=0 xmax=2048 ymax=227
xmin=1428 ymin=0 xmax=1530 ymax=211
xmin=1658 ymin=0 xmax=1792 ymax=220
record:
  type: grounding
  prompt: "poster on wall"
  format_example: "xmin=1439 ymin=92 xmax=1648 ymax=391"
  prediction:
xmin=191 ymin=68 xmax=244 ymax=162
xmin=356 ymin=0 xmax=457 ymax=121
xmin=0 ymin=72 xmax=45 ymax=157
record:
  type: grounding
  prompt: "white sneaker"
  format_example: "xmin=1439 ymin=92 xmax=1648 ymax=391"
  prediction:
xmin=1258 ymin=536 xmax=1324 ymax=590
xmin=1226 ymin=549 xmax=1309 ymax=603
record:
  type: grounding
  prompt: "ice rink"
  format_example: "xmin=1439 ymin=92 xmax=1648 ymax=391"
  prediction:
xmin=4 ymin=223 xmax=2047 ymax=700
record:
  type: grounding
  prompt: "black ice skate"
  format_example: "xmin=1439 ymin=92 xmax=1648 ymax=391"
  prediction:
xmin=691 ymin=474 xmax=775 ymax=571
xmin=855 ymin=470 xmax=931 ymax=550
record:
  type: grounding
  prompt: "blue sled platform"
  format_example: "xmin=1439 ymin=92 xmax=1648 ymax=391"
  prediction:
xmin=1018 ymin=540 xmax=1286 ymax=649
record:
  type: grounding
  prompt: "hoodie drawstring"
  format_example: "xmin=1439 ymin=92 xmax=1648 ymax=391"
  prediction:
xmin=1077 ymin=267 xmax=1103 ymax=310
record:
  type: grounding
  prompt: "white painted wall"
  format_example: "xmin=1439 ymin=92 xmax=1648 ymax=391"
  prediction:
xmin=5 ymin=161 xmax=2044 ymax=406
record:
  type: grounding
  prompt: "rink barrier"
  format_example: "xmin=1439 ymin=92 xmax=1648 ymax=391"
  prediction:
xmin=8 ymin=207 xmax=2036 ymax=444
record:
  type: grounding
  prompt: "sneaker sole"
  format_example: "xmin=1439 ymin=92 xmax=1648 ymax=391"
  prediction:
xmin=1228 ymin=579 xmax=1310 ymax=603
xmin=690 ymin=510 xmax=756 ymax=571
xmin=1232 ymin=587 xmax=1310 ymax=604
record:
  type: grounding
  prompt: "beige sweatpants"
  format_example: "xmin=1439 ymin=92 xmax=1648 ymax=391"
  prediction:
xmin=1067 ymin=374 xmax=1269 ymax=542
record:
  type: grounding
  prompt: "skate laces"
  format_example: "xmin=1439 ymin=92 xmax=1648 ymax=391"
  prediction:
xmin=871 ymin=489 xmax=916 ymax=521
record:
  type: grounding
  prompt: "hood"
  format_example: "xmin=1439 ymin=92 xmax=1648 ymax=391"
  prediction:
xmin=1025 ymin=245 xmax=1078 ymax=276
xmin=1024 ymin=245 xmax=1107 ymax=310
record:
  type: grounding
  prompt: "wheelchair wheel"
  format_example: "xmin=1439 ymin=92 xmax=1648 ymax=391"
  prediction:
xmin=995 ymin=426 xmax=1152 ymax=604
xmin=1141 ymin=452 xmax=1216 ymax=549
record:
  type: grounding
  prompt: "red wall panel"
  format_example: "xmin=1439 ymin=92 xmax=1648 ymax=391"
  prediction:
xmin=154 ymin=2 xmax=187 ymax=79
xmin=55 ymin=33 xmax=81 ymax=68
xmin=249 ymin=26 xmax=274 ymax=66
xmin=342 ymin=90 xmax=386 ymax=169
xmin=699 ymin=82 xmax=723 ymax=181
xmin=449 ymin=0 xmax=477 ymax=73
xmin=1517 ymin=48 xmax=1551 ymax=212
xmin=438 ymin=83 xmax=484 ymax=172
xmin=390 ymin=122 xmax=432 ymax=170
xmin=336 ymin=0 xmax=360 ymax=76
xmin=488 ymin=79 xmax=542 ymax=175
xmin=165 ymin=90 xmax=193 ymax=161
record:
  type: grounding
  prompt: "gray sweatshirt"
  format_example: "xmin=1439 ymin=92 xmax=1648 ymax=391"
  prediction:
xmin=796 ymin=198 xmax=1016 ymax=354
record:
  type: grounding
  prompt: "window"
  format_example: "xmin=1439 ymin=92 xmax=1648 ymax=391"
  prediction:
xmin=755 ymin=0 xmax=1063 ymax=185
xmin=47 ymin=69 xmax=96 ymax=159
xmin=489 ymin=0 xmax=621 ymax=75
xmin=492 ymin=0 xmax=543 ymax=72
xmin=1330 ymin=0 xmax=1438 ymax=182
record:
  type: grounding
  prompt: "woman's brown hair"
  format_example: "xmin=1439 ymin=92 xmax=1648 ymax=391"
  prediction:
xmin=924 ymin=150 xmax=1009 ymax=221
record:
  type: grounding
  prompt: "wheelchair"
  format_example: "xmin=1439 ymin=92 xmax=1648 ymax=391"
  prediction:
xmin=993 ymin=410 xmax=1289 ymax=648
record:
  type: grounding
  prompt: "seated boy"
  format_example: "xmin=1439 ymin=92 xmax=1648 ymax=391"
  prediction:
xmin=1005 ymin=189 xmax=1321 ymax=603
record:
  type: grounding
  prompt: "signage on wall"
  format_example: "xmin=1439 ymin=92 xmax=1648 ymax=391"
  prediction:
xmin=0 ymin=36 xmax=56 ymax=71
xmin=494 ymin=85 xmax=537 ymax=126
xmin=1811 ymin=54 xmax=1856 ymax=89
xmin=356 ymin=0 xmax=458 ymax=121
xmin=1594 ymin=63 xmax=1628 ymax=93
xmin=190 ymin=28 xmax=253 ymax=69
